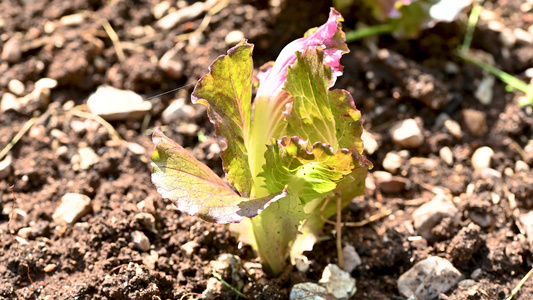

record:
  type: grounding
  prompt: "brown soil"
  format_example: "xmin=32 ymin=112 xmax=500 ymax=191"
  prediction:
xmin=1 ymin=0 xmax=533 ymax=299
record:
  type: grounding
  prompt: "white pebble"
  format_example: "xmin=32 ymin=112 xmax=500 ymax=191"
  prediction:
xmin=7 ymin=79 xmax=25 ymax=96
xmin=389 ymin=118 xmax=424 ymax=148
xmin=471 ymin=146 xmax=494 ymax=169
xmin=439 ymin=146 xmax=454 ymax=166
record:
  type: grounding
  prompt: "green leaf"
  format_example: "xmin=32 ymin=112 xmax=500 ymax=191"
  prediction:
xmin=261 ymin=136 xmax=355 ymax=203
xmin=150 ymin=128 xmax=285 ymax=224
xmin=191 ymin=42 xmax=253 ymax=197
xmin=329 ymin=89 xmax=365 ymax=154
xmin=284 ymin=48 xmax=337 ymax=148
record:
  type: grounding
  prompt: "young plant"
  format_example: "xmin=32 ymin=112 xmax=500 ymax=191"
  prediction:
xmin=151 ymin=8 xmax=371 ymax=275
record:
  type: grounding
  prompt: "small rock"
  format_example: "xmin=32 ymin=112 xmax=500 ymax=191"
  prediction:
xmin=50 ymin=129 xmax=70 ymax=144
xmin=181 ymin=241 xmax=199 ymax=256
xmin=390 ymin=118 xmax=424 ymax=148
xmin=447 ymin=223 xmax=482 ymax=264
xmin=127 ymin=142 xmax=146 ymax=155
xmin=412 ymin=194 xmax=458 ymax=239
xmin=409 ymin=157 xmax=438 ymax=171
xmin=439 ymin=146 xmax=454 ymax=166
xmin=161 ymin=98 xmax=196 ymax=123
xmin=443 ymin=119 xmax=463 ymax=139
xmin=461 ymin=109 xmax=487 ymax=136
xmin=471 ymin=268 xmax=483 ymax=280
xmin=177 ymin=123 xmax=199 ymax=135
xmin=1 ymin=36 xmax=22 ymax=63
xmin=383 ymin=151 xmax=403 ymax=173
xmin=362 ymin=130 xmax=378 ymax=155
xmin=17 ymin=227 xmax=32 ymax=239
xmin=52 ymin=193 xmax=92 ymax=225
xmin=8 ymin=79 xmax=25 ymax=96
xmin=59 ymin=13 xmax=85 ymax=26
xmin=342 ymin=245 xmax=362 ymax=273
xmin=71 ymin=147 xmax=100 ymax=170
xmin=397 ymin=256 xmax=462 ymax=299
xmin=159 ymin=42 xmax=186 ymax=79
xmin=514 ymin=28 xmax=533 ymax=44
xmin=131 ymin=230 xmax=151 ymax=252
xmin=210 ymin=254 xmax=244 ymax=291
xmin=0 ymin=154 xmax=12 ymax=180
xmin=156 ymin=2 xmax=205 ymax=30
xmin=34 ymin=77 xmax=58 ymax=91
xmin=373 ymin=171 xmax=409 ymax=193
xmin=1 ymin=92 xmax=20 ymax=112
xmin=474 ymin=75 xmax=495 ymax=105
xmin=43 ymin=264 xmax=56 ymax=273
xmin=290 ymin=283 xmax=333 ymax=300
xmin=500 ymin=28 xmax=516 ymax=48
xmin=520 ymin=211 xmax=533 ymax=248
xmin=515 ymin=160 xmax=530 ymax=173
xmin=471 ymin=146 xmax=494 ymax=170
xmin=202 ymin=277 xmax=223 ymax=300
xmin=479 ymin=167 xmax=501 ymax=179
xmin=153 ymin=1 xmax=170 ymax=19
xmin=318 ymin=264 xmax=356 ymax=299
xmin=142 ymin=250 xmax=159 ymax=270
xmin=87 ymin=86 xmax=152 ymax=121
xmin=526 ymin=67 xmax=533 ymax=78
xmin=225 ymin=30 xmax=245 ymax=45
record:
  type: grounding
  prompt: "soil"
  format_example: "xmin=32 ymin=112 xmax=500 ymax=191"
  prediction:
xmin=1 ymin=0 xmax=533 ymax=299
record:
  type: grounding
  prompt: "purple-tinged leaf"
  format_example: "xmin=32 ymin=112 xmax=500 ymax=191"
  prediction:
xmin=191 ymin=42 xmax=253 ymax=197
xmin=150 ymin=128 xmax=285 ymax=224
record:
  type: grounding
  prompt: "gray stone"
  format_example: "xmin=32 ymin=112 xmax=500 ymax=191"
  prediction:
xmin=342 ymin=245 xmax=362 ymax=273
xmin=87 ymin=86 xmax=151 ymax=121
xmin=318 ymin=264 xmax=356 ymax=299
xmin=398 ymin=256 xmax=462 ymax=299
xmin=52 ymin=193 xmax=92 ymax=225
xmin=290 ymin=283 xmax=333 ymax=300
xmin=412 ymin=194 xmax=458 ymax=239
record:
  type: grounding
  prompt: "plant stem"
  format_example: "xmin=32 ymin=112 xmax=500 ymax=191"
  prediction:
xmin=345 ymin=23 xmax=395 ymax=43
xmin=461 ymin=2 xmax=482 ymax=53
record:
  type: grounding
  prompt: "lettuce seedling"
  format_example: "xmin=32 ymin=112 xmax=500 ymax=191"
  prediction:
xmin=151 ymin=8 xmax=371 ymax=275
